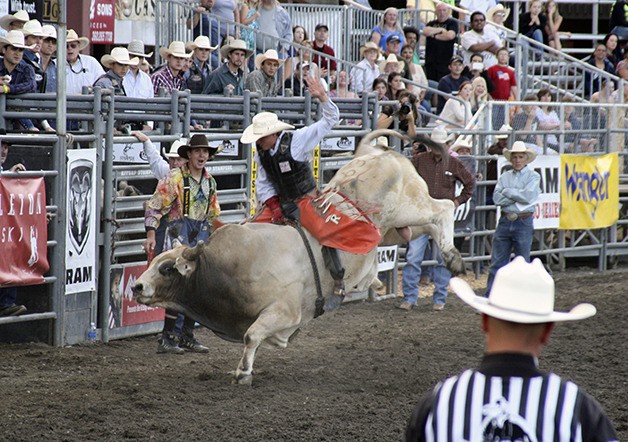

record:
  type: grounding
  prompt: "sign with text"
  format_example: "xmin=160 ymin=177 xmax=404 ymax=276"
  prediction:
xmin=320 ymin=136 xmax=355 ymax=152
xmin=89 ymin=0 xmax=115 ymax=44
xmin=560 ymin=153 xmax=619 ymax=229
xmin=115 ymin=0 xmax=155 ymax=21
xmin=377 ymin=246 xmax=397 ymax=272
xmin=121 ymin=264 xmax=164 ymax=327
xmin=9 ymin=0 xmax=43 ymax=21
xmin=65 ymin=149 xmax=98 ymax=294
xmin=0 ymin=177 xmax=49 ymax=286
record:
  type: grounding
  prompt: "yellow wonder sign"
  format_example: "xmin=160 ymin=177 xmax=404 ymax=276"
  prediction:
xmin=560 ymin=153 xmax=619 ymax=229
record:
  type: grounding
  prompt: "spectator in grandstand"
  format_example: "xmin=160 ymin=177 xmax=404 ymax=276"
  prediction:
xmin=212 ymin=0 xmax=239 ymax=41
xmin=484 ymin=142 xmax=540 ymax=295
xmin=350 ymin=41 xmax=380 ymax=95
xmin=288 ymin=25 xmax=307 ymax=57
xmin=584 ymin=43 xmax=615 ymax=98
xmin=371 ymin=7 xmax=405 ymax=52
xmin=398 ymin=126 xmax=474 ymax=312
xmin=124 ymin=40 xmax=155 ymax=99
xmin=330 ymin=70 xmax=357 ymax=99
xmin=151 ymin=41 xmax=190 ymax=95
xmin=0 ymin=30 xmax=37 ymax=131
xmin=245 ymin=48 xmax=281 ymax=97
xmin=458 ymin=0 xmax=497 ymax=24
xmin=239 ymin=0 xmax=260 ymax=52
xmin=386 ymin=71 xmax=405 ymax=101
xmin=512 ymin=94 xmax=542 ymax=152
xmin=204 ymin=39 xmax=252 ymax=95
xmin=486 ymin=124 xmax=511 ymax=204
xmin=470 ymin=76 xmax=491 ymax=114
xmin=407 ymin=256 xmax=616 ymax=442
xmin=144 ymin=134 xmax=220 ymax=355
xmin=439 ymin=81 xmax=473 ymax=128
xmin=383 ymin=33 xmax=403 ymax=58
xmin=543 ymin=0 xmax=563 ymax=51
xmin=188 ymin=0 xmax=221 ymax=69
xmin=377 ymin=89 xmax=418 ymax=137
xmin=257 ymin=0 xmax=292 ymax=56
xmin=487 ymin=47 xmax=517 ymax=128
xmin=378 ymin=53 xmax=404 ymax=78
xmin=461 ymin=11 xmax=501 ymax=69
xmin=0 ymin=10 xmax=28 ymax=32
xmin=603 ymin=33 xmax=623 ymax=67
xmin=402 ymin=26 xmax=421 ymax=65
xmin=461 ymin=53 xmax=495 ymax=93
xmin=561 ymin=96 xmax=597 ymax=153
xmin=20 ymin=20 xmax=46 ymax=92
xmin=436 ymin=55 xmax=469 ymax=114
xmin=609 ymin=0 xmax=628 ymax=39
xmin=616 ymin=58 xmax=628 ymax=79
xmin=400 ymin=43 xmax=431 ymax=119
xmin=535 ymin=88 xmax=562 ymax=151
xmin=185 ymin=36 xmax=217 ymax=95
xmin=372 ymin=77 xmax=389 ymax=100
xmin=519 ymin=0 xmax=547 ymax=54
xmin=311 ymin=23 xmax=337 ymax=80
xmin=423 ymin=3 xmax=458 ymax=83
xmin=284 ymin=60 xmax=310 ymax=97
xmin=283 ymin=39 xmax=316 ymax=81
xmin=94 ymin=47 xmax=139 ymax=95
xmin=486 ymin=3 xmax=509 ymax=46
xmin=65 ymin=29 xmax=105 ymax=95
xmin=40 ymin=25 xmax=57 ymax=94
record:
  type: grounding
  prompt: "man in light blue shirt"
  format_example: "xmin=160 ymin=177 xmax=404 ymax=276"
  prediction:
xmin=485 ymin=141 xmax=541 ymax=295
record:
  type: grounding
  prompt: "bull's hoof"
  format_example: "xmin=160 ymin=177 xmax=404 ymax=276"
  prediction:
xmin=230 ymin=370 xmax=253 ymax=385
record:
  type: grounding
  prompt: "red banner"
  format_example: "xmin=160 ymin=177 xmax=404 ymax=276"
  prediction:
xmin=0 ymin=177 xmax=49 ymax=287
xmin=89 ymin=0 xmax=115 ymax=44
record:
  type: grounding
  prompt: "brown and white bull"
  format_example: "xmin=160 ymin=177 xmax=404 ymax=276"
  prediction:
xmin=132 ymin=130 xmax=464 ymax=384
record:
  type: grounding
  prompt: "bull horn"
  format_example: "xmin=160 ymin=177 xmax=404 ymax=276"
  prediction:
xmin=410 ymin=133 xmax=448 ymax=164
xmin=355 ymin=129 xmax=410 ymax=157
xmin=181 ymin=241 xmax=205 ymax=261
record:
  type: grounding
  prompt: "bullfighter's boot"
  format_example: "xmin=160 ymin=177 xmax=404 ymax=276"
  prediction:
xmin=322 ymin=246 xmax=346 ymax=312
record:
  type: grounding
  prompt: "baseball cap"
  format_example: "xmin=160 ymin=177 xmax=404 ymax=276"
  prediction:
xmin=315 ymin=23 xmax=328 ymax=31
xmin=386 ymin=34 xmax=402 ymax=44
xmin=450 ymin=55 xmax=464 ymax=64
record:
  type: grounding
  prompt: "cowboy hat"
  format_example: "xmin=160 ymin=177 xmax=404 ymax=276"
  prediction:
xmin=359 ymin=41 xmax=380 ymax=57
xmin=377 ymin=53 xmax=405 ymax=73
xmin=487 ymin=3 xmax=510 ymax=22
xmin=254 ymin=49 xmax=284 ymax=69
xmin=0 ymin=30 xmax=36 ymax=50
xmin=101 ymin=47 xmax=140 ymax=68
xmin=127 ymin=39 xmax=153 ymax=58
xmin=163 ymin=138 xmax=187 ymax=158
xmin=241 ymin=112 xmax=294 ymax=144
xmin=430 ymin=126 xmax=450 ymax=144
xmin=158 ymin=41 xmax=192 ymax=59
xmin=220 ymin=39 xmax=253 ymax=60
xmin=450 ymin=257 xmax=596 ymax=323
xmin=504 ymin=140 xmax=537 ymax=162
xmin=450 ymin=136 xmax=473 ymax=153
xmin=186 ymin=35 xmax=218 ymax=52
xmin=178 ymin=134 xmax=219 ymax=159
xmin=41 ymin=24 xmax=57 ymax=40
xmin=66 ymin=29 xmax=90 ymax=50
xmin=0 ymin=10 xmax=29 ymax=31
xmin=495 ymin=124 xmax=512 ymax=139
xmin=21 ymin=19 xmax=46 ymax=37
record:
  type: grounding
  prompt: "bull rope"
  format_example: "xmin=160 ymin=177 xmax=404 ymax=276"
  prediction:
xmin=286 ymin=220 xmax=325 ymax=318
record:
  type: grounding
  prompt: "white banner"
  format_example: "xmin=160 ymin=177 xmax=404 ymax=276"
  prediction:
xmin=65 ymin=149 xmax=98 ymax=294
xmin=497 ymin=155 xmax=560 ymax=229
xmin=112 ymin=141 xmax=154 ymax=163
xmin=320 ymin=136 xmax=355 ymax=152
xmin=377 ymin=246 xmax=397 ymax=272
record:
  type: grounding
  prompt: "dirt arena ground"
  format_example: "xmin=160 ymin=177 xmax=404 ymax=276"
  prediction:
xmin=1 ymin=267 xmax=626 ymax=441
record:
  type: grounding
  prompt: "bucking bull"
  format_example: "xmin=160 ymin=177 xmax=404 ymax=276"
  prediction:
xmin=132 ymin=130 xmax=465 ymax=384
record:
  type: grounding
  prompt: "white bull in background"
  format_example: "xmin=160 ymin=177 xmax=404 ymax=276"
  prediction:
xmin=132 ymin=130 xmax=464 ymax=384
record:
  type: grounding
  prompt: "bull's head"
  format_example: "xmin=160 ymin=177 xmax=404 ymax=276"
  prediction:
xmin=131 ymin=242 xmax=205 ymax=307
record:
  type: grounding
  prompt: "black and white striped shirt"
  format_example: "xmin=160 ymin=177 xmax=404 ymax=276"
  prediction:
xmin=406 ymin=353 xmax=618 ymax=442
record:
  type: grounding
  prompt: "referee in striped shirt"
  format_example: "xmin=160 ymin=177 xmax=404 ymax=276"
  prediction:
xmin=405 ymin=257 xmax=618 ymax=442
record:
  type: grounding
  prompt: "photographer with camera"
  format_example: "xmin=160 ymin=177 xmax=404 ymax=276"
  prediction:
xmin=377 ymin=89 xmax=417 ymax=137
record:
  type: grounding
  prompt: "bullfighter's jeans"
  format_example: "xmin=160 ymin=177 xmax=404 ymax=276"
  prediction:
xmin=401 ymin=234 xmax=451 ymax=306
xmin=485 ymin=215 xmax=534 ymax=295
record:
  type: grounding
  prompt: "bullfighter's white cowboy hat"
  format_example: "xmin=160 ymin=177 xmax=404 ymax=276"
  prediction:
xmin=504 ymin=140 xmax=537 ymax=163
xmin=0 ymin=10 xmax=29 ymax=31
xmin=127 ymin=39 xmax=153 ymax=58
xmin=450 ymin=257 xmax=596 ymax=323
xmin=66 ymin=29 xmax=90 ymax=50
xmin=163 ymin=139 xmax=187 ymax=158
xmin=495 ymin=124 xmax=512 ymax=139
xmin=254 ymin=49 xmax=284 ymax=69
xmin=0 ymin=30 xmax=36 ymax=50
xmin=241 ymin=112 xmax=294 ymax=144
xmin=101 ymin=47 xmax=140 ymax=69
xmin=21 ymin=19 xmax=46 ymax=37
xmin=186 ymin=35 xmax=218 ymax=52
xmin=41 ymin=24 xmax=57 ymax=40
xmin=219 ymin=39 xmax=254 ymax=60
xmin=158 ymin=41 xmax=192 ymax=59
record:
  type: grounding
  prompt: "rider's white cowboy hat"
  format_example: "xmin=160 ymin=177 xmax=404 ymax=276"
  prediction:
xmin=0 ymin=10 xmax=29 ymax=31
xmin=186 ymin=35 xmax=218 ymax=52
xmin=66 ymin=29 xmax=90 ymax=50
xmin=241 ymin=112 xmax=294 ymax=144
xmin=101 ymin=47 xmax=140 ymax=68
xmin=254 ymin=49 xmax=284 ymax=69
xmin=0 ymin=30 xmax=36 ymax=50
xmin=21 ymin=19 xmax=46 ymax=37
xmin=127 ymin=39 xmax=153 ymax=58
xmin=219 ymin=39 xmax=253 ymax=60
xmin=504 ymin=140 xmax=537 ymax=163
xmin=450 ymin=257 xmax=596 ymax=323
xmin=158 ymin=41 xmax=192 ymax=59
xmin=41 ymin=24 xmax=57 ymax=40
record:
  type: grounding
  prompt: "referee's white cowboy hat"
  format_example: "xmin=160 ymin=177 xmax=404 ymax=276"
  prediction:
xmin=101 ymin=47 xmax=140 ymax=68
xmin=450 ymin=257 xmax=597 ymax=323
xmin=0 ymin=10 xmax=29 ymax=31
xmin=66 ymin=29 xmax=90 ymax=51
xmin=0 ymin=30 xmax=36 ymax=50
xmin=241 ymin=112 xmax=294 ymax=144
xmin=504 ymin=140 xmax=537 ymax=163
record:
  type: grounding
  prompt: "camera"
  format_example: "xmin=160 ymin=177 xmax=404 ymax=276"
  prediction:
xmin=398 ymin=102 xmax=412 ymax=118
